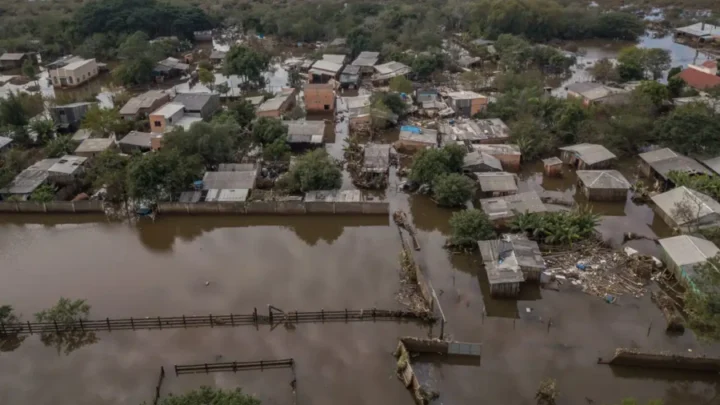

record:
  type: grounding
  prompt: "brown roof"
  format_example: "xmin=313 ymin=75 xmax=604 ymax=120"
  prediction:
xmin=678 ymin=68 xmax=720 ymax=90
xmin=702 ymin=60 xmax=718 ymax=69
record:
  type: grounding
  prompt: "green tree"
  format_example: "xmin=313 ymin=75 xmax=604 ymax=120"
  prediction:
xmin=654 ymin=102 xmax=720 ymax=156
xmin=227 ymin=100 xmax=256 ymax=128
xmin=34 ymin=297 xmax=97 ymax=355
xmin=684 ymin=255 xmax=720 ymax=341
xmin=667 ymin=76 xmax=686 ymax=98
xmin=87 ymin=150 xmax=129 ymax=203
xmin=127 ymin=150 xmax=202 ymax=202
xmin=0 ymin=92 xmax=29 ymax=127
xmin=263 ymin=138 xmax=290 ymax=161
xmin=433 ymin=173 xmax=474 ymax=207
xmin=163 ymin=121 xmax=242 ymax=168
xmin=81 ymin=105 xmax=124 ymax=137
xmin=448 ymin=209 xmax=495 ymax=247
xmin=617 ymin=46 xmax=646 ymax=81
xmin=223 ymin=46 xmax=271 ymax=88
xmin=30 ymin=184 xmax=55 ymax=202
xmin=278 ymin=149 xmax=341 ymax=192
xmin=634 ymin=81 xmax=670 ymax=109
xmin=252 ymin=117 xmax=287 ymax=145
xmin=589 ymin=58 xmax=619 ymax=83
xmin=389 ymin=76 xmax=413 ymax=94
xmin=645 ymin=48 xmax=671 ymax=80
xmin=30 ymin=119 xmax=55 ymax=145
xmin=198 ymin=68 xmax=215 ymax=91
xmin=155 ymin=386 xmax=260 ymax=405
xmin=443 ymin=144 xmax=468 ymax=173
xmin=112 ymin=32 xmax=158 ymax=87
xmin=509 ymin=115 xmax=555 ymax=160
xmin=410 ymin=149 xmax=450 ymax=184
xmin=371 ymin=92 xmax=407 ymax=116
xmin=0 ymin=305 xmax=20 ymax=324
xmin=21 ymin=59 xmax=38 ymax=87
xmin=44 ymin=135 xmax=75 ymax=158
xmin=347 ymin=27 xmax=371 ymax=58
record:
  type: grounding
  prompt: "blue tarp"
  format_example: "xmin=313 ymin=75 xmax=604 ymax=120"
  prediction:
xmin=400 ymin=125 xmax=421 ymax=134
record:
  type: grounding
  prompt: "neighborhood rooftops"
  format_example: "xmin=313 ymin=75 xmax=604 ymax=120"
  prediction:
xmin=576 ymin=170 xmax=631 ymax=190
xmin=119 ymin=90 xmax=168 ymax=116
xmin=677 ymin=67 xmax=720 ymax=90
xmin=675 ymin=22 xmax=720 ymax=39
xmin=0 ymin=158 xmax=59 ymax=196
xmin=480 ymin=191 xmax=546 ymax=221
xmin=463 ymin=151 xmax=503 ymax=172
xmin=559 ymin=143 xmax=616 ymax=166
xmin=352 ymin=51 xmax=380 ymax=67
xmin=639 ymin=148 xmax=711 ymax=180
xmin=282 ymin=120 xmax=325 ymax=144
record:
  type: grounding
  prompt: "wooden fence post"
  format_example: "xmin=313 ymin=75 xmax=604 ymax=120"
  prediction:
xmin=131 ymin=317 xmax=135 ymax=330
xmin=158 ymin=316 xmax=162 ymax=330
xmin=204 ymin=363 xmax=209 ymax=374
xmin=230 ymin=314 xmax=235 ymax=326
xmin=79 ymin=318 xmax=84 ymax=332
xmin=209 ymin=314 xmax=214 ymax=328
xmin=321 ymin=309 xmax=324 ymax=322
xmin=107 ymin=317 xmax=111 ymax=331
xmin=174 ymin=365 xmax=179 ymax=376
xmin=54 ymin=320 xmax=59 ymax=333
xmin=182 ymin=315 xmax=186 ymax=328
xmin=27 ymin=321 xmax=32 ymax=335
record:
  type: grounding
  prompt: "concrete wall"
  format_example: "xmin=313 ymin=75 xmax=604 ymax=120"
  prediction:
xmin=156 ymin=201 xmax=389 ymax=215
xmin=0 ymin=200 xmax=103 ymax=213
xmin=400 ymin=337 xmax=449 ymax=354
xmin=608 ymin=349 xmax=720 ymax=372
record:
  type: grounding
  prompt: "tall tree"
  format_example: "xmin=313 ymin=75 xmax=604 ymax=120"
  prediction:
xmin=127 ymin=150 xmax=202 ymax=202
xmin=81 ymin=105 xmax=124 ymax=137
xmin=655 ymin=102 xmax=720 ymax=156
xmin=87 ymin=150 xmax=130 ymax=203
xmin=223 ymin=46 xmax=271 ymax=89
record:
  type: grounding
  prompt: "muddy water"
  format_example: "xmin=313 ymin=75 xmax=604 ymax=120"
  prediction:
xmin=1 ymin=162 xmax=719 ymax=404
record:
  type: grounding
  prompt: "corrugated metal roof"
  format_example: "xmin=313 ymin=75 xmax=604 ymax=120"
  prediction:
xmin=640 ymin=148 xmax=710 ymax=180
xmin=576 ymin=170 xmax=630 ymax=189
xmin=559 ymin=143 xmax=616 ymax=165
xmin=475 ymin=172 xmax=517 ymax=192
xmin=463 ymin=151 xmax=503 ymax=172
xmin=351 ymin=51 xmax=379 ymax=67
xmin=310 ymin=60 xmax=343 ymax=74
xmin=283 ymin=120 xmax=325 ymax=143
xmin=480 ymin=191 xmax=547 ymax=220
xmin=75 ymin=138 xmax=114 ymax=153
xmin=363 ymin=144 xmax=391 ymax=172
xmin=478 ymin=239 xmax=525 ymax=285
xmin=202 ymin=170 xmax=257 ymax=190
xmin=651 ymin=186 xmax=720 ymax=226
xmin=639 ymin=148 xmax=679 ymax=163
xmin=703 ymin=156 xmax=720 ymax=175
xmin=659 ymin=235 xmax=720 ymax=279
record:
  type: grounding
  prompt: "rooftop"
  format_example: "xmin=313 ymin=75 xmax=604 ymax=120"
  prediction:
xmin=47 ymin=55 xmax=84 ymax=69
xmin=475 ymin=144 xmax=521 ymax=156
xmin=151 ymin=102 xmax=185 ymax=118
xmin=257 ymin=91 xmax=294 ymax=112
xmin=202 ymin=169 xmax=257 ymax=190
xmin=62 ymin=58 xmax=95 ymax=71
xmin=373 ymin=61 xmax=411 ymax=80
xmin=48 ymin=155 xmax=87 ymax=175
xmin=0 ymin=53 xmax=25 ymax=61
xmin=173 ymin=93 xmax=216 ymax=111
xmin=639 ymin=148 xmax=711 ymax=180
xmin=119 ymin=131 xmax=154 ymax=148
xmin=475 ymin=172 xmax=518 ymax=192
xmin=542 ymin=157 xmax=563 ymax=166
xmin=310 ymin=60 xmax=343 ymax=75
xmin=659 ymin=235 xmax=720 ymax=275
xmin=567 ymin=82 xmax=628 ymax=102
xmin=0 ymin=158 xmax=59 ymax=195
xmin=322 ymin=54 xmax=346 ymax=65
xmin=559 ymin=143 xmax=616 ymax=165
xmin=675 ymin=22 xmax=720 ymax=38
xmin=179 ymin=190 xmax=203 ymax=203
xmin=282 ymin=120 xmax=325 ymax=144
xmin=218 ymin=163 xmax=256 ymax=172
xmin=447 ymin=90 xmax=484 ymax=100
xmin=205 ymin=188 xmax=249 ymax=202
xmin=398 ymin=126 xmax=438 ymax=145
xmin=158 ymin=57 xmax=189 ymax=71
xmin=651 ymin=186 xmax=720 ymax=227
xmin=478 ymin=238 xmax=530 ymax=285
xmin=480 ymin=191 xmax=547 ymax=220
xmin=703 ymin=156 xmax=720 ymax=175
xmin=0 ymin=136 xmax=12 ymax=149
xmin=245 ymin=96 xmax=265 ymax=106
xmin=363 ymin=144 xmax=392 ymax=173
xmin=441 ymin=118 xmax=510 ymax=143
xmin=119 ymin=90 xmax=169 ymax=115
xmin=304 ymin=189 xmax=363 ymax=203
xmin=576 ymin=170 xmax=631 ymax=190
xmin=678 ymin=67 xmax=720 ymax=90
xmin=463 ymin=151 xmax=503 ymax=172
xmin=341 ymin=65 xmax=360 ymax=75
xmin=351 ymin=51 xmax=380 ymax=67
xmin=75 ymin=137 xmax=114 ymax=153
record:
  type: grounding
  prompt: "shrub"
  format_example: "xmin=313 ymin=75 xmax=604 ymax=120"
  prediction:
xmin=448 ymin=209 xmax=495 ymax=247
xmin=433 ymin=173 xmax=474 ymax=207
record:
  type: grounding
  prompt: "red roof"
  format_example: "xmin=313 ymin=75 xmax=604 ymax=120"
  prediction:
xmin=678 ymin=67 xmax=720 ymax=90
xmin=702 ymin=60 xmax=718 ymax=69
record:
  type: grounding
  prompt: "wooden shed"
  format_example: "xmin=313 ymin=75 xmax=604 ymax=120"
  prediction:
xmin=559 ymin=143 xmax=616 ymax=169
xmin=475 ymin=144 xmax=522 ymax=171
xmin=576 ymin=170 xmax=631 ymax=202
xmin=475 ymin=172 xmax=518 ymax=198
xmin=651 ymin=186 xmax=720 ymax=232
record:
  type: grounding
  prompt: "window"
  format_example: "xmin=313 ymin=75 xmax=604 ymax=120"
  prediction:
xmin=52 ymin=77 xmax=58 ymax=84
xmin=154 ymin=121 xmax=162 ymax=127
xmin=68 ymin=77 xmax=73 ymax=84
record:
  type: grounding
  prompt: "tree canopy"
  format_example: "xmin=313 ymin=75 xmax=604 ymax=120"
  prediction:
xmin=156 ymin=386 xmax=260 ymax=405
xmin=278 ymin=149 xmax=342 ymax=193
xmin=448 ymin=209 xmax=495 ymax=247
xmin=223 ymin=46 xmax=271 ymax=89
xmin=127 ymin=149 xmax=202 ymax=202
xmin=654 ymin=102 xmax=720 ymax=157
xmin=433 ymin=174 xmax=475 ymax=207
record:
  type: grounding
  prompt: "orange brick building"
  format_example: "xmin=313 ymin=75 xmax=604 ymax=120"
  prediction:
xmin=304 ymin=83 xmax=335 ymax=112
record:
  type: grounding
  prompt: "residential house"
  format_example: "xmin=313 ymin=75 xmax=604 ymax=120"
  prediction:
xmin=339 ymin=65 xmax=360 ymax=89
xmin=475 ymin=172 xmax=518 ymax=198
xmin=677 ymin=64 xmax=720 ymax=92
xmin=415 ymin=88 xmax=438 ymax=104
xmin=351 ymin=51 xmax=380 ymax=75
xmin=245 ymin=96 xmax=266 ymax=108
xmin=282 ymin=120 xmax=325 ymax=146
xmin=119 ymin=90 xmax=171 ymax=120
xmin=209 ymin=50 xmax=226 ymax=65
xmin=480 ymin=191 xmax=547 ymax=223
xmin=543 ymin=157 xmax=564 ymax=177
xmin=651 ymin=186 xmax=720 ymax=231
xmin=474 ymin=144 xmax=522 ymax=171
xmin=674 ymin=22 xmax=720 ymax=42
xmin=256 ymin=89 xmax=296 ymax=118
xmin=372 ymin=61 xmax=411 ymax=84
xmin=153 ymin=57 xmax=190 ymax=81
xmin=363 ymin=144 xmax=392 ymax=174
xmin=74 ymin=137 xmax=116 ymax=158
xmin=71 ymin=129 xmax=96 ymax=144
xmin=566 ymin=82 xmax=629 ymax=106
xmin=309 ymin=60 xmax=343 ymax=83
xmin=173 ymin=93 xmax=220 ymax=119
xmin=322 ymin=54 xmax=347 ymax=65
xmin=149 ymin=103 xmax=202 ymax=133
xmin=0 ymin=158 xmax=59 ymax=200
xmin=49 ymin=102 xmax=94 ymax=133
xmin=47 ymin=155 xmax=88 ymax=185
xmin=638 ymin=148 xmax=711 ymax=188
xmin=478 ymin=235 xmax=545 ymax=298
xmin=47 ymin=56 xmax=99 ymax=88
xmin=395 ymin=125 xmax=438 ymax=151
xmin=559 ymin=143 xmax=616 ymax=169
xmin=201 ymin=167 xmax=258 ymax=203
xmin=118 ymin=131 xmax=154 ymax=154
xmin=576 ymin=170 xmax=631 ymax=202
xmin=0 ymin=136 xmax=12 ymax=153
xmin=659 ymin=235 xmax=720 ymax=289
xmin=446 ymin=91 xmax=488 ymax=117
xmin=0 ymin=53 xmax=30 ymax=70
xmin=441 ymin=118 xmax=510 ymax=145
xmin=463 ymin=151 xmax=503 ymax=173
xmin=343 ymin=95 xmax=372 ymax=127
xmin=304 ymin=83 xmax=335 ymax=112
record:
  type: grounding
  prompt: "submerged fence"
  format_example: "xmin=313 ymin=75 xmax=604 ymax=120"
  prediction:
xmin=174 ymin=359 xmax=295 ymax=375
xmin=0 ymin=307 xmax=435 ymax=336
xmin=0 ymin=200 xmax=104 ymax=213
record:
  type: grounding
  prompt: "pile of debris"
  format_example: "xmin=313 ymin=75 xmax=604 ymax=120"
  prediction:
xmin=542 ymin=242 xmax=663 ymax=299
xmin=396 ymin=247 xmax=430 ymax=313
xmin=343 ymin=136 xmax=388 ymax=189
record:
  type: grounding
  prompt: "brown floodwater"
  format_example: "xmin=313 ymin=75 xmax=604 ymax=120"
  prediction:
xmin=1 ymin=150 xmax=719 ymax=404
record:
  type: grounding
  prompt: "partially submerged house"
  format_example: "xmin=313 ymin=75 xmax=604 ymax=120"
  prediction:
xmin=351 ymin=51 xmax=380 ymax=75
xmin=474 ymin=144 xmax=521 ymax=171
xmin=576 ymin=170 xmax=631 ymax=202
xmin=153 ymin=57 xmax=190 ymax=81
xmin=543 ymin=157 xmax=564 ymax=177
xmin=677 ymin=63 xmax=720 ymax=92
xmin=282 ymin=120 xmax=325 ymax=146
xmin=0 ymin=53 xmax=30 ymax=70
xmin=445 ymin=91 xmax=488 ymax=117
xmin=339 ymin=65 xmax=360 ymax=89
xmin=674 ymin=22 xmax=720 ymax=42
xmin=441 ymin=118 xmax=510 ymax=145
xmin=74 ymin=137 xmax=116 ymax=158
xmin=173 ymin=93 xmax=221 ymax=119
xmin=651 ymin=186 xmax=720 ymax=231
xmin=322 ymin=54 xmax=347 ymax=65
xmin=0 ymin=158 xmax=58 ymax=200
xmin=463 ymin=151 xmax=503 ymax=173
xmin=149 ymin=103 xmax=201 ymax=133
xmin=559 ymin=143 xmax=616 ymax=169
xmin=638 ymin=148 xmax=711 ymax=187
xmin=566 ymin=82 xmax=629 ymax=106
xmin=201 ymin=167 xmax=258 ymax=202
xmin=118 ymin=131 xmax=154 ymax=154
xmin=478 ymin=235 xmax=545 ymax=298
xmin=47 ymin=56 xmax=99 ymax=88
xmin=304 ymin=83 xmax=335 ymax=112
xmin=395 ymin=125 xmax=438 ymax=151
xmin=209 ymin=50 xmax=226 ymax=65
xmin=659 ymin=235 xmax=720 ymax=289
xmin=372 ymin=61 xmax=411 ymax=84
xmin=480 ymin=191 xmax=547 ymax=222
xmin=256 ymin=89 xmax=296 ymax=118
xmin=363 ymin=144 xmax=392 ymax=174
xmin=49 ymin=102 xmax=94 ymax=133
xmin=309 ymin=60 xmax=343 ymax=83
xmin=47 ymin=155 xmax=88 ymax=185
xmin=475 ymin=172 xmax=518 ymax=198
xmin=119 ymin=90 xmax=171 ymax=120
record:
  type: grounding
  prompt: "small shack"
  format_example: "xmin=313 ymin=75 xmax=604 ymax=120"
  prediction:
xmin=363 ymin=144 xmax=392 ymax=173
xmin=478 ymin=239 xmax=524 ymax=298
xmin=474 ymin=144 xmax=521 ymax=171
xmin=463 ymin=151 xmax=503 ymax=173
xmin=543 ymin=157 xmax=563 ymax=177
xmin=475 ymin=172 xmax=518 ymax=198
xmin=395 ymin=126 xmax=438 ymax=152
xmin=480 ymin=191 xmax=547 ymax=223
xmin=351 ymin=51 xmax=380 ymax=75
xmin=282 ymin=120 xmax=325 ymax=146
xmin=576 ymin=170 xmax=631 ymax=202
xmin=74 ymin=137 xmax=116 ymax=158
xmin=118 ymin=131 xmax=153 ymax=154
xmin=638 ymin=148 xmax=711 ymax=188
xmin=559 ymin=143 xmax=616 ymax=169
xmin=651 ymin=186 xmax=720 ymax=231
xmin=659 ymin=235 xmax=719 ymax=289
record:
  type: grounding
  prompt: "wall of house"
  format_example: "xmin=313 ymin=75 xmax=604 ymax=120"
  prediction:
xmin=201 ymin=95 xmax=221 ymax=119
xmin=491 ymin=154 xmax=521 ymax=171
xmin=305 ymin=88 xmax=335 ymax=111
xmin=584 ymin=187 xmax=628 ymax=202
xmin=489 ymin=281 xmax=520 ymax=298
xmin=50 ymin=60 xmax=98 ymax=87
xmin=256 ymin=109 xmax=281 ymax=118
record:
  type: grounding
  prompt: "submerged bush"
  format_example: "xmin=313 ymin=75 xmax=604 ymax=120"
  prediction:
xmin=448 ymin=209 xmax=495 ymax=247
xmin=510 ymin=206 xmax=600 ymax=245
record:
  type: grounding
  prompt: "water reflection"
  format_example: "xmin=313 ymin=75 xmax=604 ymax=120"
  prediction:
xmin=0 ymin=334 xmax=26 ymax=353
xmin=40 ymin=330 xmax=99 ymax=356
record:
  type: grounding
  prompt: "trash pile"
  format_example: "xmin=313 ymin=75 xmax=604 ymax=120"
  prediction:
xmin=542 ymin=243 xmax=663 ymax=299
